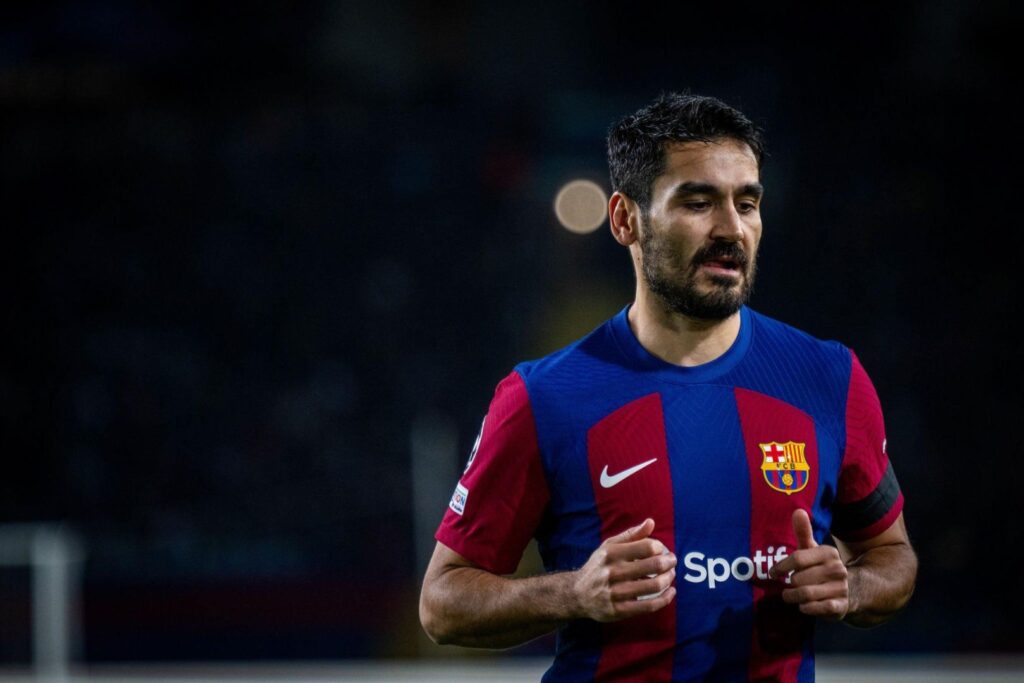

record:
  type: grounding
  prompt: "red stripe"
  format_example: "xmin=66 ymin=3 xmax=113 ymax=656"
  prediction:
xmin=586 ymin=393 xmax=676 ymax=682
xmin=735 ymin=388 xmax=816 ymax=683
xmin=838 ymin=353 xmax=890 ymax=504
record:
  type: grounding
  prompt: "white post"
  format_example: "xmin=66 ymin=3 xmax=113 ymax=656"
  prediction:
xmin=0 ymin=524 xmax=83 ymax=681
xmin=410 ymin=411 xmax=459 ymax=581
xmin=31 ymin=528 xmax=71 ymax=680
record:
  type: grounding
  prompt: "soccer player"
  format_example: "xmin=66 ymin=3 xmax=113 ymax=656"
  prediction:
xmin=419 ymin=92 xmax=917 ymax=682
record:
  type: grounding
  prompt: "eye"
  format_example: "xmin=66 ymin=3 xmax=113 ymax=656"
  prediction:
xmin=685 ymin=201 xmax=711 ymax=211
xmin=737 ymin=201 xmax=758 ymax=214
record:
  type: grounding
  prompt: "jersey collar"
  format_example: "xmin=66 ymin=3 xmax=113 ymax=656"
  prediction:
xmin=609 ymin=303 xmax=753 ymax=384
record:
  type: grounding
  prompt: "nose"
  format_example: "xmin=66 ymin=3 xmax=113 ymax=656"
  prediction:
xmin=710 ymin=204 xmax=744 ymax=242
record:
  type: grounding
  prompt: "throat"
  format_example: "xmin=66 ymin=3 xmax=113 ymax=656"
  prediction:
xmin=628 ymin=297 xmax=742 ymax=367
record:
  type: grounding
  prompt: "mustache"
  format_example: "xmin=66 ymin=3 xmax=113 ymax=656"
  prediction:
xmin=692 ymin=241 xmax=749 ymax=268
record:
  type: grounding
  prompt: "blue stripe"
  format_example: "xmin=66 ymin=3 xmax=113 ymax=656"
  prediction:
xmin=542 ymin=626 xmax=602 ymax=683
xmin=668 ymin=387 xmax=752 ymax=682
xmin=797 ymin=631 xmax=816 ymax=681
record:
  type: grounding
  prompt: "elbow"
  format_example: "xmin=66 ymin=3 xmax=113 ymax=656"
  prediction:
xmin=897 ymin=548 xmax=919 ymax=610
xmin=419 ymin=583 xmax=455 ymax=645
xmin=419 ymin=608 xmax=450 ymax=645
xmin=889 ymin=542 xmax=918 ymax=614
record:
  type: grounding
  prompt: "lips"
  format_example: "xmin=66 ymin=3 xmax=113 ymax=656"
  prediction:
xmin=694 ymin=244 xmax=747 ymax=273
xmin=702 ymin=257 xmax=740 ymax=271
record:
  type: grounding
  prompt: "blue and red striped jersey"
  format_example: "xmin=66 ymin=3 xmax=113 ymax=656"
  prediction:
xmin=436 ymin=305 xmax=903 ymax=682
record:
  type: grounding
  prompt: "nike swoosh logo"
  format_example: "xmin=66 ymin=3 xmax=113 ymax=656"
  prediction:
xmin=600 ymin=458 xmax=658 ymax=488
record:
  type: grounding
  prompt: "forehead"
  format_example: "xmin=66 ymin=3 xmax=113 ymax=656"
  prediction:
xmin=653 ymin=139 xmax=760 ymax=195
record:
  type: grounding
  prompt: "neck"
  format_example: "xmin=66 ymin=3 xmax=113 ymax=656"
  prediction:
xmin=628 ymin=286 xmax=742 ymax=367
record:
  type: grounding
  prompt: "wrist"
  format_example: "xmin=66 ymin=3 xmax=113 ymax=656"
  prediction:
xmin=560 ymin=569 xmax=586 ymax=621
xmin=843 ymin=564 xmax=861 ymax=621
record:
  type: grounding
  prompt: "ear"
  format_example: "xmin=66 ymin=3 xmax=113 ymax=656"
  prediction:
xmin=609 ymin=191 xmax=641 ymax=247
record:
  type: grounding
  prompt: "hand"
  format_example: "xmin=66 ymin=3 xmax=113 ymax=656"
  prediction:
xmin=769 ymin=509 xmax=849 ymax=620
xmin=572 ymin=518 xmax=677 ymax=622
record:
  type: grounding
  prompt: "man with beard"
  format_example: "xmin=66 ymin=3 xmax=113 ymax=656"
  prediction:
xmin=419 ymin=93 xmax=917 ymax=682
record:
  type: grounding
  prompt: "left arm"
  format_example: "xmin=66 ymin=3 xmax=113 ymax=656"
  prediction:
xmin=834 ymin=512 xmax=917 ymax=627
xmin=770 ymin=510 xmax=917 ymax=627
xmin=773 ymin=351 xmax=917 ymax=626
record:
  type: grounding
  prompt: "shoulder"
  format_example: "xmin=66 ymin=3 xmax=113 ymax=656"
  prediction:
xmin=514 ymin=311 xmax=624 ymax=390
xmin=737 ymin=309 xmax=859 ymax=446
xmin=746 ymin=307 xmax=854 ymax=384
xmin=501 ymin=311 xmax=633 ymax=431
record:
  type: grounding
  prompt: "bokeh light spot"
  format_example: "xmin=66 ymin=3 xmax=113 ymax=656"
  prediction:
xmin=554 ymin=179 xmax=607 ymax=234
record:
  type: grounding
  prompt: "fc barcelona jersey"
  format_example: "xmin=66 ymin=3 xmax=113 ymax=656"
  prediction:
xmin=436 ymin=305 xmax=904 ymax=682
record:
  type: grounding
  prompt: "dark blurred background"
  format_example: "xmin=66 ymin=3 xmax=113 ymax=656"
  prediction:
xmin=2 ymin=0 xmax=1020 ymax=664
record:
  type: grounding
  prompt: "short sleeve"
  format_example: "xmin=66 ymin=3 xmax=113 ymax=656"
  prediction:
xmin=434 ymin=371 xmax=550 ymax=574
xmin=831 ymin=352 xmax=905 ymax=542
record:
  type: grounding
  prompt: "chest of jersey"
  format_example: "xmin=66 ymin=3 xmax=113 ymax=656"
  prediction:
xmin=537 ymin=384 xmax=843 ymax=575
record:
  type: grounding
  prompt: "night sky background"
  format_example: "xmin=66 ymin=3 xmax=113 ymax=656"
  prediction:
xmin=2 ymin=0 xmax=1020 ymax=663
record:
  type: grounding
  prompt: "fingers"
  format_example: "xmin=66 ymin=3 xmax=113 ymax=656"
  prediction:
xmin=799 ymin=599 xmax=848 ymax=619
xmin=793 ymin=597 xmax=849 ymax=620
xmin=791 ymin=508 xmax=816 ymax=550
xmin=604 ymin=518 xmax=654 ymax=545
xmin=778 ymin=563 xmax=849 ymax=621
xmin=608 ymin=549 xmax=676 ymax=582
xmin=767 ymin=514 xmax=850 ymax=622
xmin=612 ymin=586 xmax=677 ymax=618
xmin=610 ymin=568 xmax=677 ymax=602
xmin=786 ymin=560 xmax=848 ymax=587
xmin=782 ymin=579 xmax=848 ymax=605
xmin=577 ymin=519 xmax=678 ymax=622
xmin=768 ymin=509 xmax=819 ymax=578
xmin=603 ymin=520 xmax=675 ymax=564
xmin=606 ymin=537 xmax=670 ymax=563
xmin=770 ymin=545 xmax=840 ymax=579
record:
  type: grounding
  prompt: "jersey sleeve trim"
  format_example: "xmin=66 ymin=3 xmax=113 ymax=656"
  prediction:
xmin=831 ymin=460 xmax=904 ymax=541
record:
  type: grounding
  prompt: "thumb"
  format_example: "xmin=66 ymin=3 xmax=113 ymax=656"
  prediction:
xmin=605 ymin=518 xmax=654 ymax=545
xmin=792 ymin=508 xmax=817 ymax=549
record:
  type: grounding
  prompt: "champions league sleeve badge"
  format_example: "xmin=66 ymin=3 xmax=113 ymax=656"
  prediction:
xmin=449 ymin=482 xmax=469 ymax=515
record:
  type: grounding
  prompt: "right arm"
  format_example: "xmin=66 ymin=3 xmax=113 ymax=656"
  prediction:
xmin=419 ymin=518 xmax=677 ymax=649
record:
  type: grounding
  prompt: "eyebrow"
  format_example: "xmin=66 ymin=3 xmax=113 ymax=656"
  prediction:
xmin=672 ymin=181 xmax=764 ymax=199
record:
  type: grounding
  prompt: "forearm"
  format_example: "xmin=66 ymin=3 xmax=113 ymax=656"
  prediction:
xmin=420 ymin=523 xmax=676 ymax=647
xmin=420 ymin=565 xmax=579 ymax=648
xmin=844 ymin=542 xmax=918 ymax=627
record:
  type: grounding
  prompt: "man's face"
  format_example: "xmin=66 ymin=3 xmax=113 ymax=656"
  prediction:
xmin=637 ymin=139 xmax=763 ymax=320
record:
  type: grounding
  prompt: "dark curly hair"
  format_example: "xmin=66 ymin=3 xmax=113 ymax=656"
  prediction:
xmin=607 ymin=92 xmax=766 ymax=213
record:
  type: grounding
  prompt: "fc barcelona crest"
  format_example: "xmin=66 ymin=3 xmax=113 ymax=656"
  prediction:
xmin=759 ymin=441 xmax=810 ymax=495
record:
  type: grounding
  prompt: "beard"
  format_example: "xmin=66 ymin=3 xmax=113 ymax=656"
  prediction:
xmin=639 ymin=225 xmax=756 ymax=321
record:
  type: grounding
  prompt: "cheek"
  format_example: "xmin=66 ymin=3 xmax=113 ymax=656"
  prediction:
xmin=660 ymin=227 xmax=700 ymax=253
xmin=746 ymin=224 xmax=763 ymax=250
xmin=664 ymin=237 xmax=701 ymax=269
